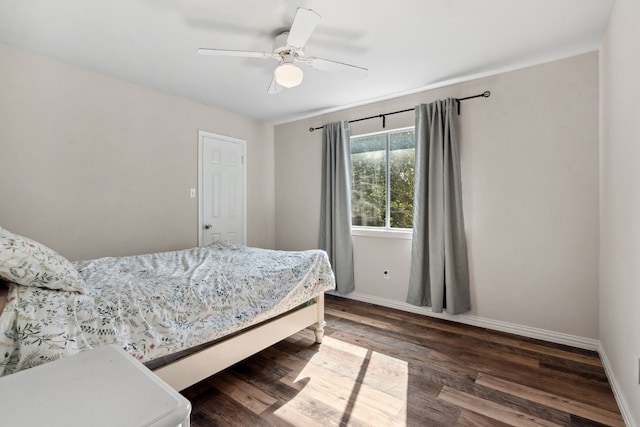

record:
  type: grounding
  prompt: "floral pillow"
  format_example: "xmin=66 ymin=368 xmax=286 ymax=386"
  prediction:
xmin=0 ymin=227 xmax=86 ymax=293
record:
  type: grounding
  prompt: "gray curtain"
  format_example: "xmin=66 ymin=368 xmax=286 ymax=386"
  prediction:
xmin=319 ymin=121 xmax=355 ymax=294
xmin=407 ymin=98 xmax=470 ymax=314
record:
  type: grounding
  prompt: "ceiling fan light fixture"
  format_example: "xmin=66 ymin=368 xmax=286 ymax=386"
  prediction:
xmin=274 ymin=56 xmax=303 ymax=88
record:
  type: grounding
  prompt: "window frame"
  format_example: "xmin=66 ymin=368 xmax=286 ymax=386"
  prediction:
xmin=350 ymin=125 xmax=415 ymax=236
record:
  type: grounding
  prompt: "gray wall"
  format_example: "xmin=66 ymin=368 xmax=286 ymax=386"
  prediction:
xmin=600 ymin=0 xmax=640 ymax=422
xmin=0 ymin=43 xmax=275 ymax=260
xmin=275 ymin=52 xmax=600 ymax=340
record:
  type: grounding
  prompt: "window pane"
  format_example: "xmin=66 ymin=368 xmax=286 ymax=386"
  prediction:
xmin=389 ymin=130 xmax=415 ymax=228
xmin=351 ymin=135 xmax=386 ymax=226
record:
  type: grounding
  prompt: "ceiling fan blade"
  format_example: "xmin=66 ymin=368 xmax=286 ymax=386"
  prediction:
xmin=267 ymin=77 xmax=283 ymax=94
xmin=197 ymin=48 xmax=277 ymax=60
xmin=304 ymin=57 xmax=368 ymax=78
xmin=287 ymin=8 xmax=321 ymax=49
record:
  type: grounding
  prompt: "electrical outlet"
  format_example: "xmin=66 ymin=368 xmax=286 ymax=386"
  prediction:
xmin=383 ymin=270 xmax=390 ymax=280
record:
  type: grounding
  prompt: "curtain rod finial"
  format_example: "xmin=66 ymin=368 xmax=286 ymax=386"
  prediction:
xmin=309 ymin=127 xmax=315 ymax=132
xmin=483 ymin=91 xmax=491 ymax=97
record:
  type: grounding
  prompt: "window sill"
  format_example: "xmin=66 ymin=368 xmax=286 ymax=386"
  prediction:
xmin=352 ymin=227 xmax=413 ymax=240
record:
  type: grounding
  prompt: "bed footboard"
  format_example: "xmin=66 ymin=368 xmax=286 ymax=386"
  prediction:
xmin=154 ymin=293 xmax=327 ymax=391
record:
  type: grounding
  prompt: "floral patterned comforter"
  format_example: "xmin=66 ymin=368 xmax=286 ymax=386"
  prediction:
xmin=0 ymin=243 xmax=335 ymax=377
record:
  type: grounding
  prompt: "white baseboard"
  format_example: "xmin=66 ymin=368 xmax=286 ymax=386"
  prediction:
xmin=598 ymin=344 xmax=638 ymax=427
xmin=329 ymin=291 xmax=600 ymax=351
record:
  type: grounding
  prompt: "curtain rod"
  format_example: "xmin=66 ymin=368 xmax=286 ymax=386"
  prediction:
xmin=308 ymin=90 xmax=490 ymax=132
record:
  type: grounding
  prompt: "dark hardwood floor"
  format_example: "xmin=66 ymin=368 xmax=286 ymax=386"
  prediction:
xmin=181 ymin=295 xmax=624 ymax=426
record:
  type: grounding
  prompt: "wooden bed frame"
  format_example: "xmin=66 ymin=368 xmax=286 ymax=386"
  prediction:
xmin=153 ymin=294 xmax=326 ymax=391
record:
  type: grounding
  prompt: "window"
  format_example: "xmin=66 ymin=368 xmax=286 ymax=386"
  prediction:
xmin=351 ymin=127 xmax=415 ymax=229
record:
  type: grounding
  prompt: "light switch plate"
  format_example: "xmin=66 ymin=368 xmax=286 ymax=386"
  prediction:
xmin=189 ymin=188 xmax=196 ymax=199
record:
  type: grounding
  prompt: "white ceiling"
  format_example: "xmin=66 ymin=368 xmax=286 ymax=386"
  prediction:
xmin=0 ymin=0 xmax=613 ymax=124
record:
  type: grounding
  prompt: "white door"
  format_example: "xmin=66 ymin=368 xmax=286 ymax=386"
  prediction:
xmin=198 ymin=131 xmax=246 ymax=246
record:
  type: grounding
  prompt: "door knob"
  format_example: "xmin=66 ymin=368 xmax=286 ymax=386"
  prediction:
xmin=204 ymin=224 xmax=212 ymax=230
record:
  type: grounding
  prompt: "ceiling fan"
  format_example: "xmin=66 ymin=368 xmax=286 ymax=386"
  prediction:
xmin=197 ymin=8 xmax=368 ymax=94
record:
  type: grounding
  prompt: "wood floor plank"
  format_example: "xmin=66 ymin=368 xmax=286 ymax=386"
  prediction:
xmin=438 ymin=386 xmax=563 ymax=427
xmin=400 ymin=393 xmax=462 ymax=427
xmin=183 ymin=295 xmax=623 ymax=427
xmin=427 ymin=345 xmax=620 ymax=413
xmin=455 ymin=408 xmax=514 ymax=427
xmin=292 ymin=335 xmax=412 ymax=401
xmin=262 ymin=401 xmax=330 ymax=427
xmin=326 ymin=307 xmax=542 ymax=369
xmin=329 ymin=296 xmax=603 ymax=368
xmin=328 ymin=314 xmax=545 ymax=390
xmin=324 ymin=325 xmax=479 ymax=386
xmin=475 ymin=373 xmax=625 ymax=427
xmin=276 ymin=348 xmax=408 ymax=424
xmin=206 ymin=370 xmax=277 ymax=415
xmin=263 ymin=376 xmax=374 ymax=427
xmin=464 ymin=360 xmax=616 ymax=413
xmin=263 ymin=340 xmax=409 ymax=424
xmin=189 ymin=384 xmax=271 ymax=426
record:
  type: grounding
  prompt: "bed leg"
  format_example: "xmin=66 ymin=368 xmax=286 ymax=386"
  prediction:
xmin=314 ymin=293 xmax=326 ymax=344
xmin=314 ymin=320 xmax=326 ymax=344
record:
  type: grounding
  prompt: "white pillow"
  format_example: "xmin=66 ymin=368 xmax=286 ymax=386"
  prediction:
xmin=0 ymin=227 xmax=86 ymax=293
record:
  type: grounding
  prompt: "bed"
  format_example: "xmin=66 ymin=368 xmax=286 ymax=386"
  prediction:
xmin=0 ymin=226 xmax=335 ymax=391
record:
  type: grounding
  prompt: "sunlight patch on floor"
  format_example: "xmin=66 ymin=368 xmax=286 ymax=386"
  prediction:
xmin=275 ymin=335 xmax=409 ymax=425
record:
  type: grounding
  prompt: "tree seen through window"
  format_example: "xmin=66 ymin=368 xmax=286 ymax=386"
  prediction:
xmin=351 ymin=128 xmax=415 ymax=229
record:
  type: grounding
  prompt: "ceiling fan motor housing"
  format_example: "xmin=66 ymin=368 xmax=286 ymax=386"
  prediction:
xmin=273 ymin=31 xmax=304 ymax=59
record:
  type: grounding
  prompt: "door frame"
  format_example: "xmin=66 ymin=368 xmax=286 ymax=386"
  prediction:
xmin=197 ymin=130 xmax=247 ymax=246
